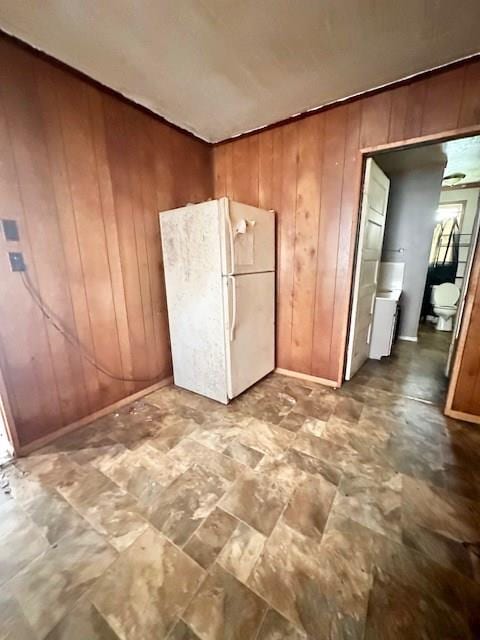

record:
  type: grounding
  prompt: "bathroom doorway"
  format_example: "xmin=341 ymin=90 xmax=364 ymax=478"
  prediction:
xmin=345 ymin=133 xmax=480 ymax=406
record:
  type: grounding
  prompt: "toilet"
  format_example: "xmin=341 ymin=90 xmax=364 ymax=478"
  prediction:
xmin=431 ymin=283 xmax=460 ymax=331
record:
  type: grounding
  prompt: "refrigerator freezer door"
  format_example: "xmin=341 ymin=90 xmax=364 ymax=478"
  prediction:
xmin=223 ymin=272 xmax=275 ymax=399
xmin=160 ymin=201 xmax=229 ymax=403
xmin=220 ymin=198 xmax=275 ymax=275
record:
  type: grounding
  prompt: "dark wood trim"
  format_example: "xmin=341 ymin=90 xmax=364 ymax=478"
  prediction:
xmin=0 ymin=29 xmax=210 ymax=146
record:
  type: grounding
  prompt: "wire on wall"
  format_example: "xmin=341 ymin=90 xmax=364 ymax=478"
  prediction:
xmin=21 ymin=271 xmax=163 ymax=384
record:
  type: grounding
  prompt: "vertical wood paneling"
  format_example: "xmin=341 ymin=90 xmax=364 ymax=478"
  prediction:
xmin=403 ymin=79 xmax=428 ymax=139
xmin=0 ymin=35 xmax=212 ymax=447
xmin=258 ymin=130 xmax=274 ymax=210
xmin=459 ymin=61 xmax=480 ymax=126
xmin=290 ymin=115 xmax=323 ymax=373
xmin=329 ymin=102 xmax=362 ymax=382
xmin=421 ymin=67 xmax=465 ymax=135
xmin=213 ymin=58 xmax=480 ymax=397
xmin=312 ymin=107 xmax=347 ymax=378
xmin=276 ymin=123 xmax=298 ymax=369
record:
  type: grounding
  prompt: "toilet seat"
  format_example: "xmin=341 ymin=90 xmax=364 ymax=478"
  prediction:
xmin=432 ymin=282 xmax=460 ymax=307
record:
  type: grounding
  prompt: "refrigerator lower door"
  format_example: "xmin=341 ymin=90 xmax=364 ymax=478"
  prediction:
xmin=223 ymin=272 xmax=275 ymax=399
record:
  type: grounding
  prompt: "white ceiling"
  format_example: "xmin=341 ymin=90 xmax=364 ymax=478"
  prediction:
xmin=1 ymin=1 xmax=480 ymax=142
xmin=376 ymin=135 xmax=480 ymax=185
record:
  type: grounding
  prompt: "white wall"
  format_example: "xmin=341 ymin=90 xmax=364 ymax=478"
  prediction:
xmin=381 ymin=162 xmax=446 ymax=340
xmin=439 ymin=187 xmax=480 ymax=287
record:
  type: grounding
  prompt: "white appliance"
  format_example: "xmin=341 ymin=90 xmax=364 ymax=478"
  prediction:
xmin=431 ymin=283 xmax=460 ymax=331
xmin=160 ymin=197 xmax=275 ymax=404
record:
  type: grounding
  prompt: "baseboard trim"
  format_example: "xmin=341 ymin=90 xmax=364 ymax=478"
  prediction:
xmin=444 ymin=407 xmax=480 ymax=425
xmin=275 ymin=368 xmax=338 ymax=389
xmin=18 ymin=376 xmax=173 ymax=456
xmin=398 ymin=335 xmax=418 ymax=342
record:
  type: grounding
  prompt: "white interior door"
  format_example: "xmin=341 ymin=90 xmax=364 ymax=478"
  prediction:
xmin=224 ymin=272 xmax=275 ymax=398
xmin=219 ymin=198 xmax=275 ymax=275
xmin=345 ymin=158 xmax=390 ymax=380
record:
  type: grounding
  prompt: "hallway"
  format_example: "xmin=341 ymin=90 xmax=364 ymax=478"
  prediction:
xmin=1 ymin=329 xmax=480 ymax=639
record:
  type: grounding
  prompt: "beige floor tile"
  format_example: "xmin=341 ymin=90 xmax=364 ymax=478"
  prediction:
xmin=183 ymin=564 xmax=267 ymax=640
xmin=92 ymin=527 xmax=205 ymax=640
xmin=217 ymin=520 xmax=266 ymax=583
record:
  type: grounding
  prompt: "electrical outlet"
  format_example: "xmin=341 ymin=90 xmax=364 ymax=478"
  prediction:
xmin=2 ymin=219 xmax=19 ymax=242
xmin=8 ymin=252 xmax=26 ymax=272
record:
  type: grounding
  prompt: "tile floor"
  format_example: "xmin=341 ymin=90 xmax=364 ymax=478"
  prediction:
xmin=1 ymin=325 xmax=480 ymax=639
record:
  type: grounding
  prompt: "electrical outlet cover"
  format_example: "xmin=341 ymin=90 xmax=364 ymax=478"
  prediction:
xmin=2 ymin=219 xmax=19 ymax=242
xmin=8 ymin=252 xmax=26 ymax=272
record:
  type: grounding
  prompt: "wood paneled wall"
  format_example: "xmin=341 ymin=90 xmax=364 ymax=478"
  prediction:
xmin=449 ymin=238 xmax=480 ymax=419
xmin=213 ymin=60 xmax=480 ymax=389
xmin=0 ymin=35 xmax=212 ymax=447
xmin=2 ymin=32 xmax=480 ymax=446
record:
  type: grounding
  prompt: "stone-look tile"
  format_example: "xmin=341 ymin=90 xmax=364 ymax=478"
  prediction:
xmin=148 ymin=417 xmax=199 ymax=453
xmin=402 ymin=475 xmax=480 ymax=543
xmin=0 ymin=592 xmax=35 ymax=640
xmin=0 ymin=498 xmax=49 ymax=587
xmin=333 ymin=396 xmax=363 ymax=423
xmin=220 ymin=468 xmax=295 ymax=536
xmin=3 ymin=326 xmax=480 ymax=639
xmin=278 ymin=411 xmax=306 ymax=433
xmin=57 ymin=465 xmax=147 ymax=551
xmin=168 ymin=438 xmax=243 ymax=482
xmin=44 ymin=599 xmax=119 ymax=640
xmin=248 ymin=518 xmax=331 ymax=635
xmin=223 ymin=440 xmax=264 ymax=468
xmin=168 ymin=619 xmax=202 ymax=640
xmin=333 ymin=471 xmax=402 ymax=541
xmin=292 ymin=431 xmax=368 ymax=477
xmin=256 ymin=609 xmax=306 ymax=640
xmin=251 ymin=390 xmax=297 ymax=424
xmin=294 ymin=388 xmax=337 ymax=421
xmin=189 ymin=415 xmax=243 ymax=452
xmin=402 ymin=517 xmax=477 ymax=580
xmin=9 ymin=528 xmax=116 ymax=639
xmin=15 ymin=484 xmax=91 ymax=545
xmin=364 ymin=569 xmax=472 ymax=640
xmin=148 ymin=465 xmax=230 ymax=545
xmin=372 ymin=532 xmax=480 ymax=636
xmin=15 ymin=452 xmax=82 ymax=490
xmin=217 ymin=520 xmax=266 ymax=583
xmin=283 ymin=474 xmax=336 ymax=539
xmin=183 ymin=564 xmax=267 ymax=640
xmin=299 ymin=416 xmax=326 ymax=437
xmin=95 ymin=442 xmax=188 ymax=504
xmin=183 ymin=507 xmax=238 ymax=569
xmin=313 ymin=515 xmax=377 ymax=629
xmin=92 ymin=527 xmax=205 ymax=640
xmin=442 ymin=463 xmax=480 ymax=502
xmin=238 ymin=417 xmax=295 ymax=456
xmin=281 ymin=448 xmax=342 ymax=486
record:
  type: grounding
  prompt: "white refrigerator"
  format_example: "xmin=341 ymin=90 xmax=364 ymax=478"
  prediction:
xmin=160 ymin=197 xmax=275 ymax=403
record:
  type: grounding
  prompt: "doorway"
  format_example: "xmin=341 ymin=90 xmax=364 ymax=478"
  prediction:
xmin=345 ymin=134 xmax=480 ymax=407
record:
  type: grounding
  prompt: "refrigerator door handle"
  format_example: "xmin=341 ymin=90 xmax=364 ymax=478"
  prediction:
xmin=226 ymin=206 xmax=235 ymax=275
xmin=228 ymin=275 xmax=237 ymax=341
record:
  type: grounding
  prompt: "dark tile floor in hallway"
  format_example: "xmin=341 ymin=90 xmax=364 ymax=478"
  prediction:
xmin=1 ymin=325 xmax=480 ymax=639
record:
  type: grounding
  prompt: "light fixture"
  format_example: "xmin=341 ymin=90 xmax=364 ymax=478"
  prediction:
xmin=442 ymin=172 xmax=466 ymax=185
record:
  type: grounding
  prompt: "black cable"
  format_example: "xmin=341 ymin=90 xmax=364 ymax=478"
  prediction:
xmin=21 ymin=271 xmax=163 ymax=383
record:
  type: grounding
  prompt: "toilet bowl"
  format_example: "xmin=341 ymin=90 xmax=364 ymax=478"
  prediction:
xmin=431 ymin=283 xmax=460 ymax=331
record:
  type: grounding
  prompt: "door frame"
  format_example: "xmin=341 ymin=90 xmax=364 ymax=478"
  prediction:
xmin=342 ymin=123 xmax=480 ymax=422
xmin=0 ymin=363 xmax=20 ymax=459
